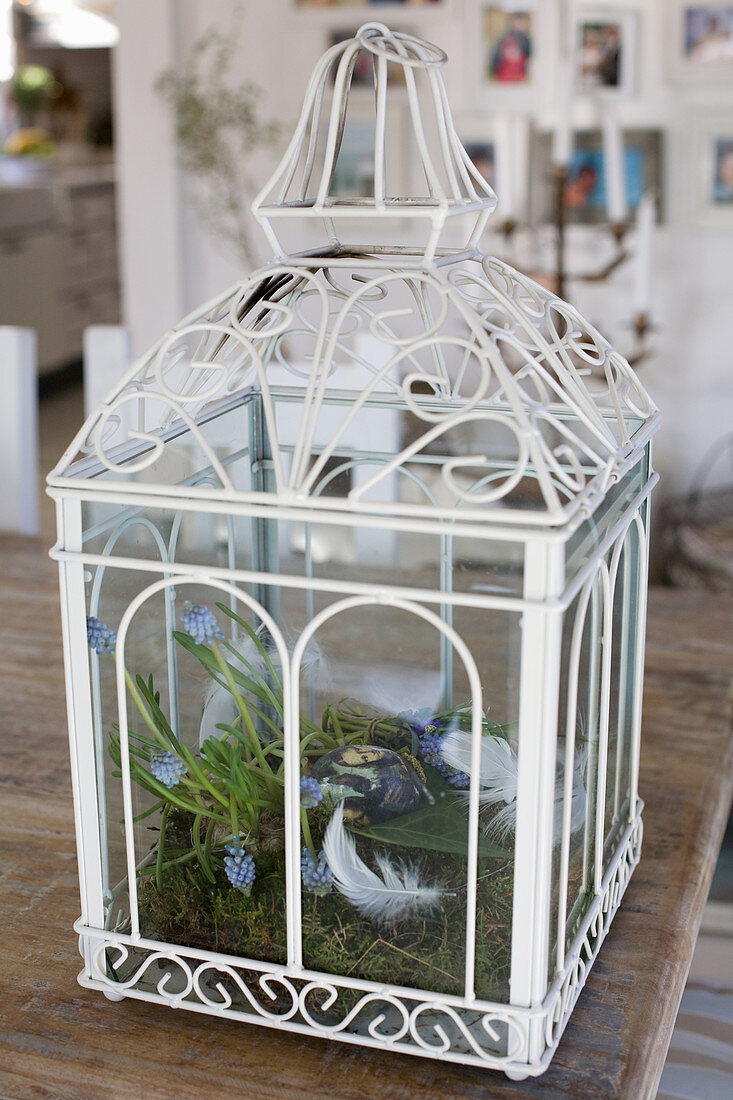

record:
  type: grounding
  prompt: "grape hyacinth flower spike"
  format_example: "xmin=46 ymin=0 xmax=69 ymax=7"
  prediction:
xmin=150 ymin=749 xmax=188 ymax=789
xmin=300 ymin=776 xmax=323 ymax=809
xmin=86 ymin=616 xmax=116 ymax=655
xmin=301 ymin=848 xmax=333 ymax=895
xmin=224 ymin=837 xmax=256 ymax=895
xmin=181 ymin=602 xmax=223 ymax=645
xmin=416 ymin=721 xmax=470 ymax=789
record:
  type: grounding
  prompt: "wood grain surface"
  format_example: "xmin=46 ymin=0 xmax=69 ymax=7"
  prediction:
xmin=0 ymin=534 xmax=731 ymax=1100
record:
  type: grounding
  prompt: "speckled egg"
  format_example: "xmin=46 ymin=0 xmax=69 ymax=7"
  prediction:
xmin=311 ymin=745 xmax=424 ymax=827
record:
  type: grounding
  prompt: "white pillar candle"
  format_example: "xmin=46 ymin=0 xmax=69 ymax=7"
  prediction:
xmin=602 ymin=117 xmax=627 ymax=223
xmin=633 ymin=191 xmax=655 ymax=314
xmin=493 ymin=114 xmax=515 ymax=218
xmin=512 ymin=114 xmax=530 ymax=220
xmin=552 ymin=66 xmax=574 ymax=166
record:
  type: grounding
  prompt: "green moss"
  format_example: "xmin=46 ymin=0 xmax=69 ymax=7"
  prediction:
xmin=138 ymin=811 xmax=514 ymax=1003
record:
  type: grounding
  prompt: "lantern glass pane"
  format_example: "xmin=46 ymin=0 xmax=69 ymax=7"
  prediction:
xmin=549 ymin=570 xmax=604 ymax=973
xmin=296 ymin=601 xmax=520 ymax=1004
xmin=604 ymin=517 xmax=644 ymax=873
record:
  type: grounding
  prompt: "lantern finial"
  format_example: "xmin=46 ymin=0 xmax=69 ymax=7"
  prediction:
xmin=252 ymin=24 xmax=497 ymax=260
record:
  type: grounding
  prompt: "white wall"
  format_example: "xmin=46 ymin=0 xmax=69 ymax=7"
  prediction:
xmin=112 ymin=0 xmax=733 ymax=500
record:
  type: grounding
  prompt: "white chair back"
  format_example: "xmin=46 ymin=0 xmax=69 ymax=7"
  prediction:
xmin=0 ymin=327 xmax=39 ymax=535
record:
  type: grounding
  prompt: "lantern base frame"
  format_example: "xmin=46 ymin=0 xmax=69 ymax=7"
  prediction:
xmin=73 ymin=805 xmax=643 ymax=1079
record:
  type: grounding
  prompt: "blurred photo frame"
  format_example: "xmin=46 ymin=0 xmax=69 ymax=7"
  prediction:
xmin=530 ymin=129 xmax=664 ymax=226
xmin=456 ymin=114 xmax=497 ymax=192
xmin=571 ymin=7 xmax=637 ymax=97
xmin=469 ymin=2 xmax=545 ymax=111
xmin=480 ymin=2 xmax=536 ymax=86
xmin=455 ymin=111 xmax=530 ymax=222
xmin=694 ymin=116 xmax=733 ymax=223
xmin=666 ymin=2 xmax=733 ymax=82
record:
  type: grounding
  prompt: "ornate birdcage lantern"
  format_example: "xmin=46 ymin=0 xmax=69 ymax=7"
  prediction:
xmin=48 ymin=24 xmax=659 ymax=1080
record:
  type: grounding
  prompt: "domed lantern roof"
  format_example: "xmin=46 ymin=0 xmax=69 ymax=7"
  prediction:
xmin=49 ymin=23 xmax=658 ymax=528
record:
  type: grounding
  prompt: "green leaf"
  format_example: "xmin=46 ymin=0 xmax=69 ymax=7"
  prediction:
xmin=352 ymin=792 xmax=511 ymax=860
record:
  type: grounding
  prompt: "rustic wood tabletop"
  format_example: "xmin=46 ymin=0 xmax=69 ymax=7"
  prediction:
xmin=1 ymin=534 xmax=731 ymax=1100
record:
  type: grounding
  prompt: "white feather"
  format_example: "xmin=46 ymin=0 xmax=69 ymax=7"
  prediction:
xmin=198 ymin=629 xmax=271 ymax=748
xmin=441 ymin=730 xmax=587 ymax=845
xmin=199 ymin=681 xmax=239 ymax=748
xmin=322 ymin=803 xmax=442 ymax=924
xmin=441 ymin=730 xmax=518 ymax=807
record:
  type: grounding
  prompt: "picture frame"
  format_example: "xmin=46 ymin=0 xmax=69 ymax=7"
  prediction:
xmin=571 ymin=7 xmax=637 ymax=97
xmin=694 ymin=115 xmax=733 ymax=224
xmin=479 ymin=2 xmax=536 ymax=88
xmin=455 ymin=110 xmax=531 ymax=222
xmin=530 ymin=128 xmax=664 ymax=226
xmin=666 ymin=2 xmax=733 ymax=83
xmin=456 ymin=113 xmax=498 ymax=192
xmin=467 ymin=2 xmax=548 ymax=112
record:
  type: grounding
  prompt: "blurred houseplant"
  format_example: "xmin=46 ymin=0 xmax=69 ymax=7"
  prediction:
xmin=156 ymin=14 xmax=282 ymax=267
xmin=4 ymin=64 xmax=60 ymax=157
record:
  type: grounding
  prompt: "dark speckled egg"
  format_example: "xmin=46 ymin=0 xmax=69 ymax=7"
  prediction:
xmin=311 ymin=745 xmax=424 ymax=827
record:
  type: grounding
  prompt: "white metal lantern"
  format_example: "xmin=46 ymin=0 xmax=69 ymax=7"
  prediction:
xmin=48 ymin=24 xmax=659 ymax=1080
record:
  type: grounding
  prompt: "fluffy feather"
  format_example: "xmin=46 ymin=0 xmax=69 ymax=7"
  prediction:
xmin=199 ymin=681 xmax=239 ymax=748
xmin=441 ymin=730 xmax=587 ymax=845
xmin=198 ymin=630 xmax=271 ymax=747
xmin=441 ymin=729 xmax=518 ymax=806
xmin=322 ymin=803 xmax=442 ymax=924
xmin=198 ymin=632 xmax=330 ymax=747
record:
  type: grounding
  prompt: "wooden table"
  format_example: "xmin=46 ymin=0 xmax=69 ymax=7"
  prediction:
xmin=1 ymin=534 xmax=731 ymax=1100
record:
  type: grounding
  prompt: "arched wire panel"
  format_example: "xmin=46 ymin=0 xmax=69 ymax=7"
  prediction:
xmin=554 ymin=512 xmax=647 ymax=974
xmin=88 ymin=516 xmax=176 ymax=910
xmin=609 ymin=517 xmax=645 ymax=826
xmin=290 ymin=594 xmax=484 ymax=998
xmin=112 ymin=577 xmax=290 ymax=942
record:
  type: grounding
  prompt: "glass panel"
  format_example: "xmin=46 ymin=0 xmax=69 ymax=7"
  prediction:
xmin=297 ymin=601 xmax=520 ymax=1004
xmin=603 ymin=518 xmax=643 ymax=874
xmin=549 ymin=571 xmax=603 ymax=980
xmin=90 ymin=573 xmax=295 ymax=962
xmin=550 ymin=506 xmax=646 ymax=981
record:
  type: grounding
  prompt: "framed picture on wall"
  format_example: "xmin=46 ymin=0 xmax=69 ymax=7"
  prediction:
xmin=456 ymin=114 xmax=497 ymax=191
xmin=530 ymin=129 xmax=664 ymax=226
xmin=456 ymin=112 xmax=531 ymax=221
xmin=479 ymin=2 xmax=536 ymax=87
xmin=695 ymin=116 xmax=733 ymax=222
xmin=667 ymin=2 xmax=733 ymax=82
xmin=571 ymin=7 xmax=637 ymax=96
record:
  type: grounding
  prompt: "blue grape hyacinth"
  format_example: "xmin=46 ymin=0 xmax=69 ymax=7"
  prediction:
xmin=300 ymin=776 xmax=323 ymax=809
xmin=301 ymin=848 xmax=333 ymax=895
xmin=150 ymin=749 xmax=187 ymax=789
xmin=181 ymin=602 xmax=223 ymax=646
xmin=86 ymin=616 xmax=116 ymax=655
xmin=417 ymin=722 xmax=470 ymax=789
xmin=224 ymin=837 xmax=256 ymax=894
